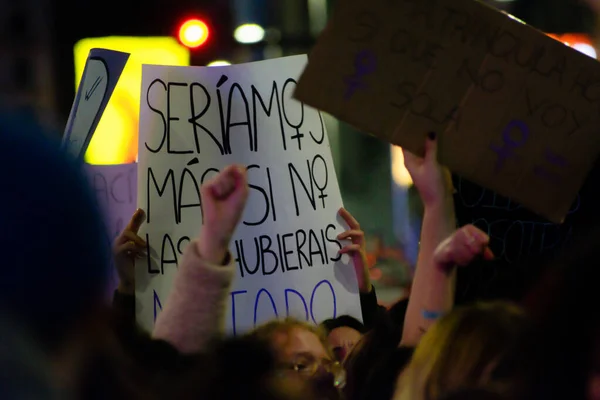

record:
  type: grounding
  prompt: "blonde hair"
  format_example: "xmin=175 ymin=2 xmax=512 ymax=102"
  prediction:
xmin=247 ymin=318 xmax=332 ymax=359
xmin=395 ymin=302 xmax=526 ymax=400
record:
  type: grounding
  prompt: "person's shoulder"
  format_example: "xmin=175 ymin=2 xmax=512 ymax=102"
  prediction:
xmin=0 ymin=314 xmax=59 ymax=399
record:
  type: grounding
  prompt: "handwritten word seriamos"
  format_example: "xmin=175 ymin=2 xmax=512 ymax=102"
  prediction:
xmin=229 ymin=279 xmax=337 ymax=335
xmin=145 ymin=156 xmax=330 ymax=226
xmin=142 ymin=222 xmax=342 ymax=277
xmin=144 ymin=76 xmax=326 ymax=156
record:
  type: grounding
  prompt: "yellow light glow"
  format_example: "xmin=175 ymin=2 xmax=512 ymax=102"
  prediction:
xmin=179 ymin=19 xmax=210 ymax=48
xmin=207 ymin=60 xmax=232 ymax=66
xmin=74 ymin=37 xmax=190 ymax=164
xmin=391 ymin=145 xmax=413 ymax=187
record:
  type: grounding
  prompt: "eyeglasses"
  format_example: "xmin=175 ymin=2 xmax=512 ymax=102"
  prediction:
xmin=283 ymin=355 xmax=347 ymax=389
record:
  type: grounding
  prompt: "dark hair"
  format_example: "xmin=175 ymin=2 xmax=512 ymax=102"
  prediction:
xmin=0 ymin=128 xmax=109 ymax=351
xmin=439 ymin=388 xmax=506 ymax=400
xmin=493 ymin=225 xmax=600 ymax=400
xmin=321 ymin=315 xmax=366 ymax=335
xmin=172 ymin=336 xmax=311 ymax=400
xmin=343 ymin=307 xmax=412 ymax=400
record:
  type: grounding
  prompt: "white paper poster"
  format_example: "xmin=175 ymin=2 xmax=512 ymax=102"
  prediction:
xmin=86 ymin=163 xmax=137 ymax=290
xmin=136 ymin=55 xmax=363 ymax=335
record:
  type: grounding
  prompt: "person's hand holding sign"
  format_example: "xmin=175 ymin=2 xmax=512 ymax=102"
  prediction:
xmin=197 ymin=165 xmax=249 ymax=265
xmin=113 ymin=208 xmax=146 ymax=295
xmin=402 ymin=133 xmax=453 ymax=206
xmin=337 ymin=207 xmax=372 ymax=293
xmin=401 ymin=134 xmax=458 ymax=346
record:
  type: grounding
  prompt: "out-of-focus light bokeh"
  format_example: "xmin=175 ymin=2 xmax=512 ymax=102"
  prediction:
xmin=502 ymin=12 xmax=526 ymax=24
xmin=391 ymin=145 xmax=412 ymax=187
xmin=178 ymin=19 xmax=210 ymax=49
xmin=207 ymin=60 xmax=232 ymax=66
xmin=234 ymin=23 xmax=265 ymax=44
xmin=74 ymin=37 xmax=189 ymax=164
xmin=548 ymin=33 xmax=597 ymax=59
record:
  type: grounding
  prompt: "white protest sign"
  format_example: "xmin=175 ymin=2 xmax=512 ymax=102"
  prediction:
xmin=86 ymin=163 xmax=137 ymax=291
xmin=136 ymin=55 xmax=363 ymax=335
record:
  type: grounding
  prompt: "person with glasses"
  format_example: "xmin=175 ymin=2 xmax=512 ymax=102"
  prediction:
xmin=249 ymin=318 xmax=346 ymax=400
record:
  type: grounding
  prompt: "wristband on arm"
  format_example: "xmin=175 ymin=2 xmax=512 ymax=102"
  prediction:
xmin=421 ymin=309 xmax=445 ymax=320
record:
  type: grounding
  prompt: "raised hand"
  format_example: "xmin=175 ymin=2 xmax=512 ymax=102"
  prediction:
xmin=402 ymin=133 xmax=453 ymax=206
xmin=434 ymin=224 xmax=494 ymax=272
xmin=113 ymin=208 xmax=146 ymax=294
xmin=197 ymin=165 xmax=249 ymax=264
xmin=337 ymin=207 xmax=372 ymax=293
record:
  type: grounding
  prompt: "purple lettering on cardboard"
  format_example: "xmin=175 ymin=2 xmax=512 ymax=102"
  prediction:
xmin=490 ymin=120 xmax=530 ymax=173
xmin=344 ymin=50 xmax=377 ymax=100
xmin=533 ymin=148 xmax=568 ymax=182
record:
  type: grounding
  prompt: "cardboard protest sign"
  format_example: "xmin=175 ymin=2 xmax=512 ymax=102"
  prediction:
xmin=86 ymin=163 xmax=137 ymax=290
xmin=63 ymin=49 xmax=130 ymax=160
xmin=136 ymin=55 xmax=363 ymax=334
xmin=294 ymin=0 xmax=600 ymax=223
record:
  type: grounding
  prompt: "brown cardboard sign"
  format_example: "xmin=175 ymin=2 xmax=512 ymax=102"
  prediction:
xmin=294 ymin=0 xmax=600 ymax=223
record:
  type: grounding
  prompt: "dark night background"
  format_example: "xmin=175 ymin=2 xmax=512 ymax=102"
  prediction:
xmin=5 ymin=0 xmax=600 ymax=305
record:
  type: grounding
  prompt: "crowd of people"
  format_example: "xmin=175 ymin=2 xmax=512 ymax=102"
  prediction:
xmin=0 ymin=124 xmax=599 ymax=400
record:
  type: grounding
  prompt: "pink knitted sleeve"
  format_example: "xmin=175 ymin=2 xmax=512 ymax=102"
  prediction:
xmin=152 ymin=240 xmax=234 ymax=354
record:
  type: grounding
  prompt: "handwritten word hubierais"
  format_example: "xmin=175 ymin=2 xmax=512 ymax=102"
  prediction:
xmin=230 ymin=279 xmax=337 ymax=335
xmin=144 ymin=76 xmax=325 ymax=156
xmin=234 ymin=224 xmax=342 ymax=278
xmin=142 ymin=222 xmax=342 ymax=277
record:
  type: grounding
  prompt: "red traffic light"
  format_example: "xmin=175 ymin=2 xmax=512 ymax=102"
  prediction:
xmin=178 ymin=19 xmax=210 ymax=49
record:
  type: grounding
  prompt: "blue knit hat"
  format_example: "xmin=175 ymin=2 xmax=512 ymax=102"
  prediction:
xmin=0 ymin=124 xmax=109 ymax=349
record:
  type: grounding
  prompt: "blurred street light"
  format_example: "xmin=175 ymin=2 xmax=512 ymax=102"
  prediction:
xmin=207 ymin=60 xmax=231 ymax=66
xmin=234 ymin=23 xmax=265 ymax=44
xmin=178 ymin=19 xmax=210 ymax=49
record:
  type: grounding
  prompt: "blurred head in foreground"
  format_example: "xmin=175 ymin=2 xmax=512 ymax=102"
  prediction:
xmin=0 ymin=128 xmax=109 ymax=391
xmin=173 ymin=335 xmax=315 ymax=400
xmin=249 ymin=318 xmax=344 ymax=399
xmin=396 ymin=302 xmax=527 ymax=400
xmin=494 ymin=224 xmax=600 ymax=400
